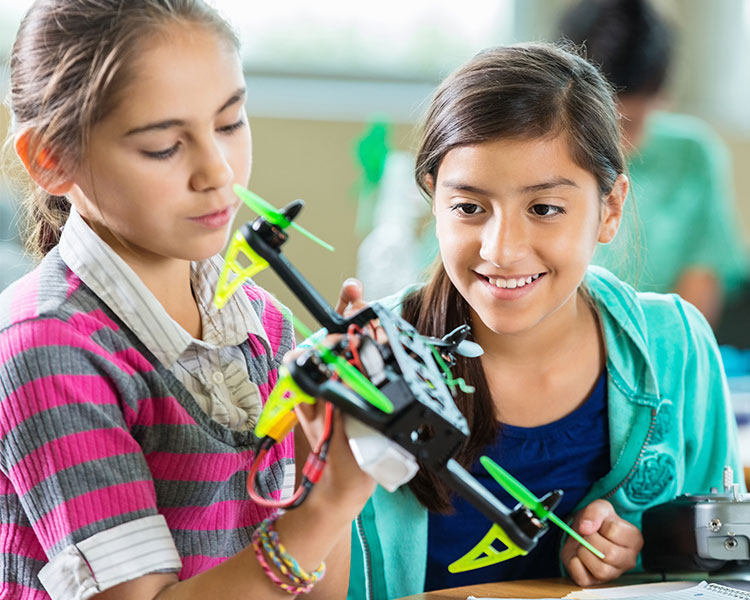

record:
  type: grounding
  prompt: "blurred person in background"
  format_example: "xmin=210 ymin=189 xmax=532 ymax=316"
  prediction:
xmin=0 ymin=184 xmax=32 ymax=290
xmin=559 ymin=0 xmax=748 ymax=327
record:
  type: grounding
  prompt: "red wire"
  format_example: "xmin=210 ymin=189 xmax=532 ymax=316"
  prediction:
xmin=313 ymin=402 xmax=335 ymax=454
xmin=347 ymin=324 xmax=364 ymax=372
xmin=247 ymin=402 xmax=335 ymax=509
xmin=246 ymin=323 xmax=375 ymax=510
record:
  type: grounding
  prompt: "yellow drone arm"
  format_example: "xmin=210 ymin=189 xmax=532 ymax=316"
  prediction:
xmin=448 ymin=524 xmax=528 ymax=573
xmin=215 ymin=230 xmax=270 ymax=309
xmin=255 ymin=369 xmax=317 ymax=440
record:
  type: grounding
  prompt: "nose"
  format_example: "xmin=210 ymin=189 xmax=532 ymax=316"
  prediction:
xmin=190 ymin=137 xmax=233 ymax=192
xmin=479 ymin=212 xmax=529 ymax=268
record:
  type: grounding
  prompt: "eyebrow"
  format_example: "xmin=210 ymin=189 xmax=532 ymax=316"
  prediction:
xmin=521 ymin=176 xmax=579 ymax=192
xmin=441 ymin=176 xmax=579 ymax=196
xmin=440 ymin=182 xmax=494 ymax=196
xmin=124 ymin=87 xmax=246 ymax=136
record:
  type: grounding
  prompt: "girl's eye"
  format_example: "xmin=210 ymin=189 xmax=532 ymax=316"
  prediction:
xmin=450 ymin=202 xmax=483 ymax=215
xmin=530 ymin=204 xmax=565 ymax=217
xmin=217 ymin=119 xmax=245 ymax=134
xmin=142 ymin=144 xmax=179 ymax=160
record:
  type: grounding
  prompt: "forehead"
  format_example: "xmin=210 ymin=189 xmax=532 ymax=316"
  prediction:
xmin=106 ymin=24 xmax=243 ymax=125
xmin=438 ymin=135 xmax=591 ymax=183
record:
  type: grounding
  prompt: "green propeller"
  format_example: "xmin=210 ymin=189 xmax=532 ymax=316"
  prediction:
xmin=291 ymin=315 xmax=394 ymax=415
xmin=234 ymin=185 xmax=334 ymax=252
xmin=480 ymin=456 xmax=605 ymax=559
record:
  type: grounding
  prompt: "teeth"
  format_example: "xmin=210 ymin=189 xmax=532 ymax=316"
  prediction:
xmin=487 ymin=274 xmax=542 ymax=289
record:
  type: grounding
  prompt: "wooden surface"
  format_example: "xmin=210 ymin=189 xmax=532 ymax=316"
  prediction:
xmin=398 ymin=578 xmax=582 ymax=600
xmin=396 ymin=574 xmax=678 ymax=600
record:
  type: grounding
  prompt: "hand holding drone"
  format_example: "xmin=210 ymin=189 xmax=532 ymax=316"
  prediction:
xmin=214 ymin=185 xmax=604 ymax=572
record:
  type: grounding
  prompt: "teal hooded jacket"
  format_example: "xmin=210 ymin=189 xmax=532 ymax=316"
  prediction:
xmin=347 ymin=266 xmax=743 ymax=600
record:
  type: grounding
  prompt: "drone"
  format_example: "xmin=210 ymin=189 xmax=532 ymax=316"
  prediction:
xmin=214 ymin=185 xmax=603 ymax=573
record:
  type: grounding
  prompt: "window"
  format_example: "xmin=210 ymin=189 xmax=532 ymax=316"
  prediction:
xmin=0 ymin=1 xmax=513 ymax=121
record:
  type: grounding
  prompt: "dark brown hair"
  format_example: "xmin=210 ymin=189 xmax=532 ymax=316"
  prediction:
xmin=7 ymin=0 xmax=238 ymax=258
xmin=559 ymin=0 xmax=675 ymax=97
xmin=405 ymin=42 xmax=626 ymax=512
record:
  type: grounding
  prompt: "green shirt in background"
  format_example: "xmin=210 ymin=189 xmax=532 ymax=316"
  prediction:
xmin=593 ymin=111 xmax=748 ymax=294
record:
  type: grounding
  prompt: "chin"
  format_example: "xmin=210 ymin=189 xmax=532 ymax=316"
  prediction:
xmin=176 ymin=243 xmax=225 ymax=263
xmin=197 ymin=233 xmax=233 ymax=261
xmin=472 ymin=307 xmax=540 ymax=337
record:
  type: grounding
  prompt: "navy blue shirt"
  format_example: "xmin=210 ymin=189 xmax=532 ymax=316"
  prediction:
xmin=424 ymin=371 xmax=610 ymax=591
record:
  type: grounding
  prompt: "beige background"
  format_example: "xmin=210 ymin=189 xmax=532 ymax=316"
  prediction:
xmin=2 ymin=0 xmax=749 ymax=332
xmin=3 ymin=109 xmax=750 ymax=334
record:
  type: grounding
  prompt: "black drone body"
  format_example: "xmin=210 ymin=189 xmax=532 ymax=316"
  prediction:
xmin=234 ymin=201 xmax=559 ymax=555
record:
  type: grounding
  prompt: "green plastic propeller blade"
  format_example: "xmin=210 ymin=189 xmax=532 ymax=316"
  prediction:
xmin=234 ymin=185 xmax=334 ymax=251
xmin=290 ymin=316 xmax=393 ymax=414
xmin=234 ymin=185 xmax=288 ymax=226
xmin=327 ymin=352 xmax=394 ymax=414
xmin=479 ymin=456 xmax=605 ymax=559
xmin=289 ymin=222 xmax=334 ymax=252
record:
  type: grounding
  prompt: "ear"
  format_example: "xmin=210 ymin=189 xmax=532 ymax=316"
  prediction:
xmin=598 ymin=174 xmax=628 ymax=244
xmin=15 ymin=129 xmax=74 ymax=196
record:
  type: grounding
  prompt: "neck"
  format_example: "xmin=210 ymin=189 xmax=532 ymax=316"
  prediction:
xmin=472 ymin=290 xmax=596 ymax=369
xmin=78 ymin=209 xmax=203 ymax=339
xmin=110 ymin=242 xmax=202 ymax=340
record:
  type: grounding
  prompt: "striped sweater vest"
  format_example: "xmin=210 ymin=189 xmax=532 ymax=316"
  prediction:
xmin=0 ymin=249 xmax=295 ymax=598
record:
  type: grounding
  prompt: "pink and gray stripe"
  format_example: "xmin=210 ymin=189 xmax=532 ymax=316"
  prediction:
xmin=0 ymin=249 xmax=294 ymax=599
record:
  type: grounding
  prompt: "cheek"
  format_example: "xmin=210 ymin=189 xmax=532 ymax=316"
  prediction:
xmin=545 ymin=216 xmax=601 ymax=259
xmin=435 ymin=219 xmax=460 ymax=254
xmin=228 ymin=131 xmax=252 ymax=182
xmin=436 ymin=229 xmax=474 ymax=274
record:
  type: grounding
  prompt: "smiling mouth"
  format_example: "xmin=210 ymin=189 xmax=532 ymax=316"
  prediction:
xmin=482 ymin=273 xmax=544 ymax=289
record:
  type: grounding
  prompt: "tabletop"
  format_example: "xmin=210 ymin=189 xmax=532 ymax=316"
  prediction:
xmin=398 ymin=578 xmax=584 ymax=600
xmin=397 ymin=574 xmax=680 ymax=600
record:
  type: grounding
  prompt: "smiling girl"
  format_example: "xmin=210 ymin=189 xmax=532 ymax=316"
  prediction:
xmin=345 ymin=43 xmax=742 ymax=599
xmin=0 ymin=1 xmax=373 ymax=599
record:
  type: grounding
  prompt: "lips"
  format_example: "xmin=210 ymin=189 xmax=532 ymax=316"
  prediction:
xmin=476 ymin=271 xmax=546 ymax=297
xmin=189 ymin=206 xmax=233 ymax=228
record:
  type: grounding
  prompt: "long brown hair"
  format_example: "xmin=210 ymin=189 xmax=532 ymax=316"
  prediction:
xmin=7 ymin=0 xmax=238 ymax=258
xmin=404 ymin=42 xmax=626 ymax=513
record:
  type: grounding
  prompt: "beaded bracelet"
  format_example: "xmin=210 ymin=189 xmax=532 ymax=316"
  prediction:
xmin=252 ymin=516 xmax=326 ymax=594
xmin=257 ymin=517 xmax=326 ymax=585
xmin=258 ymin=529 xmax=305 ymax=586
xmin=260 ymin=519 xmax=326 ymax=583
xmin=252 ymin=529 xmax=311 ymax=594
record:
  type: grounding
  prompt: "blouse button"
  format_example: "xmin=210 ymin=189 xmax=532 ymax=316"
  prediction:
xmin=212 ymin=371 xmax=224 ymax=385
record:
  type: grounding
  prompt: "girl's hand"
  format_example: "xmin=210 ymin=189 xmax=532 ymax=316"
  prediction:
xmin=561 ymin=499 xmax=643 ymax=586
xmin=295 ymin=401 xmax=375 ymax=512
xmin=335 ymin=277 xmax=389 ymax=343
xmin=289 ymin=278 xmax=376 ymax=516
xmin=335 ymin=277 xmax=367 ymax=316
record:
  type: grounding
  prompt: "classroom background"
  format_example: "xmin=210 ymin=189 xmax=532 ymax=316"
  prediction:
xmin=1 ymin=0 xmax=749 ymax=335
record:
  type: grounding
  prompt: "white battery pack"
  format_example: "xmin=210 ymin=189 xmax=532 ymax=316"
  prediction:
xmin=344 ymin=416 xmax=419 ymax=492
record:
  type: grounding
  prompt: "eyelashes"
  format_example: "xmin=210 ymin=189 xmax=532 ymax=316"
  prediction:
xmin=530 ymin=204 xmax=566 ymax=217
xmin=141 ymin=119 xmax=246 ymax=161
xmin=217 ymin=119 xmax=245 ymax=134
xmin=142 ymin=145 xmax=179 ymax=160
xmin=448 ymin=201 xmax=567 ymax=220
xmin=450 ymin=202 xmax=482 ymax=215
